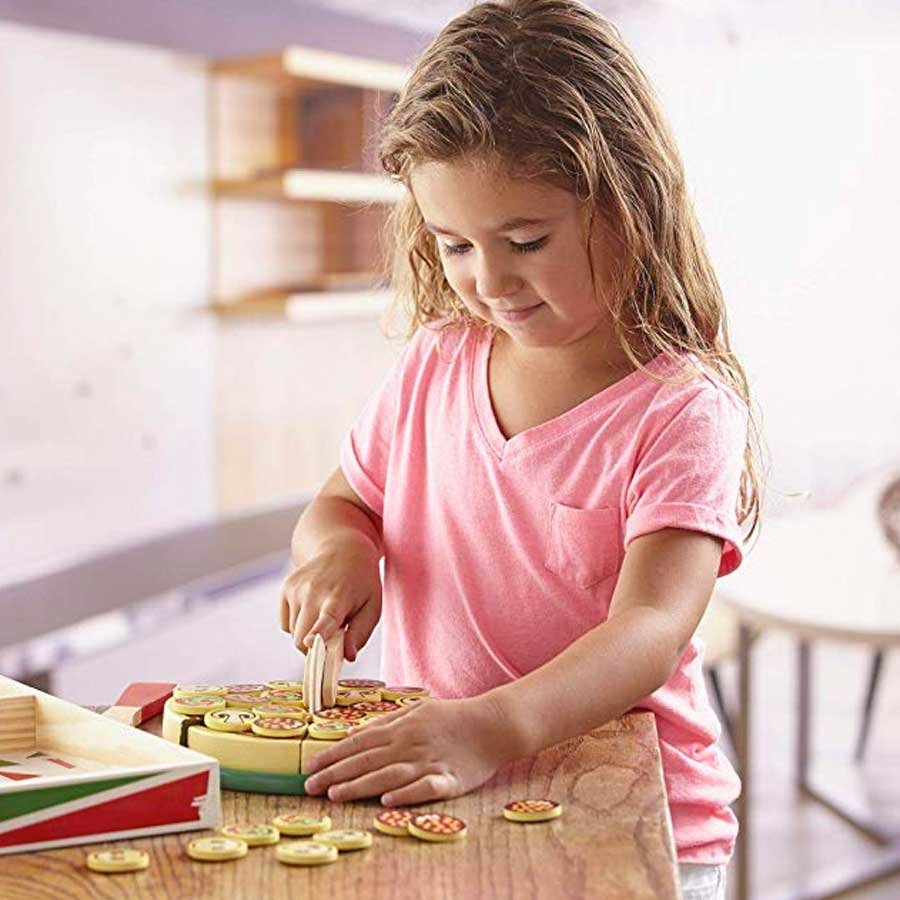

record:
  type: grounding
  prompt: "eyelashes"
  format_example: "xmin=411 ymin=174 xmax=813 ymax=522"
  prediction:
xmin=440 ymin=236 xmax=549 ymax=256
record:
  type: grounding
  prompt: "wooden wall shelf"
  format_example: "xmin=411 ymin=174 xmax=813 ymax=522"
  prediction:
xmin=209 ymin=46 xmax=407 ymax=318
xmin=213 ymin=288 xmax=391 ymax=323
xmin=211 ymin=46 xmax=408 ymax=93
xmin=213 ymin=168 xmax=404 ymax=204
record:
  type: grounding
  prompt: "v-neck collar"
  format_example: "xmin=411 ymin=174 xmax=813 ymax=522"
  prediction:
xmin=471 ymin=327 xmax=665 ymax=461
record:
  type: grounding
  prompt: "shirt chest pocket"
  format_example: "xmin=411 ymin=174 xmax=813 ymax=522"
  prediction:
xmin=543 ymin=502 xmax=622 ymax=590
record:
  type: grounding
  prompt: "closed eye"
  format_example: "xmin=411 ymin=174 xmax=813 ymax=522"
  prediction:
xmin=441 ymin=236 xmax=550 ymax=256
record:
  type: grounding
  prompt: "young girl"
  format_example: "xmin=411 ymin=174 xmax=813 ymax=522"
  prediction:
xmin=280 ymin=1 xmax=761 ymax=896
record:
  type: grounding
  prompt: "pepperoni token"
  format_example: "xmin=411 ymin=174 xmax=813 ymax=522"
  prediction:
xmin=408 ymin=813 xmax=467 ymax=842
xmin=351 ymin=700 xmax=401 ymax=716
xmin=503 ymin=799 xmax=563 ymax=823
xmin=373 ymin=808 xmax=415 ymax=837
xmin=338 ymin=678 xmax=385 ymax=689
xmin=251 ymin=717 xmax=307 ymax=738
xmin=336 ymin=688 xmax=382 ymax=706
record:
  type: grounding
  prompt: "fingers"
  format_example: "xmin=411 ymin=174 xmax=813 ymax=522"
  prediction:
xmin=304 ymin=745 xmax=397 ymax=796
xmin=348 ymin=703 xmax=417 ymax=736
xmin=343 ymin=593 xmax=381 ymax=662
xmin=382 ymin=772 xmax=455 ymax=807
xmin=290 ymin=589 xmax=337 ymax=652
xmin=321 ymin=761 xmax=422 ymax=803
xmin=306 ymin=721 xmax=391 ymax=775
xmin=300 ymin=603 xmax=344 ymax=649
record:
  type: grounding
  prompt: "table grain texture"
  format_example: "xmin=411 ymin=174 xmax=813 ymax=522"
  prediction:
xmin=0 ymin=707 xmax=679 ymax=899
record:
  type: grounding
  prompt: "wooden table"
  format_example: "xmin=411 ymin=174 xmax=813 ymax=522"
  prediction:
xmin=721 ymin=502 xmax=900 ymax=900
xmin=0 ymin=708 xmax=679 ymax=899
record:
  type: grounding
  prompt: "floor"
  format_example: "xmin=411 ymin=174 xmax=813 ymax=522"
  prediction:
xmin=716 ymin=633 xmax=900 ymax=899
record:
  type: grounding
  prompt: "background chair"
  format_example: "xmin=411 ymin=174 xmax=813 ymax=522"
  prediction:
xmin=854 ymin=472 xmax=900 ymax=761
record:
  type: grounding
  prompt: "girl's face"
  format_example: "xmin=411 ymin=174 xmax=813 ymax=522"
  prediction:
xmin=409 ymin=157 xmax=622 ymax=356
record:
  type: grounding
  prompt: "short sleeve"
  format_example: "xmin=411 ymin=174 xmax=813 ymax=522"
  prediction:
xmin=339 ymin=329 xmax=429 ymax=518
xmin=624 ymin=384 xmax=748 ymax=576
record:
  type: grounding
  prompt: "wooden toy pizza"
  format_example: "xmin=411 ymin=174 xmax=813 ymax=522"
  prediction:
xmin=160 ymin=629 xmax=432 ymax=795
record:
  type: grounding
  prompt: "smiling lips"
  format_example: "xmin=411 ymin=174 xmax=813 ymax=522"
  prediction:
xmin=493 ymin=302 xmax=543 ymax=322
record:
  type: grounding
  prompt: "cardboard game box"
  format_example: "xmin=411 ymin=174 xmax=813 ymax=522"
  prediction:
xmin=0 ymin=675 xmax=220 ymax=854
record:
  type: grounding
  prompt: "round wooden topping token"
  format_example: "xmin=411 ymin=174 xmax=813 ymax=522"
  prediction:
xmin=373 ymin=809 xmax=415 ymax=837
xmin=381 ymin=686 xmax=430 ymax=701
xmin=397 ymin=696 xmax=426 ymax=707
xmin=276 ymin=841 xmax=339 ymax=866
xmin=268 ymin=690 xmax=306 ymax=705
xmin=223 ymin=683 xmax=267 ymax=695
xmin=267 ymin=680 xmax=304 ymax=692
xmin=338 ymin=678 xmax=385 ymax=689
xmin=272 ymin=813 xmax=332 ymax=836
xmin=503 ymin=799 xmax=563 ymax=823
xmin=351 ymin=700 xmax=401 ymax=716
xmin=408 ymin=813 xmax=467 ymax=842
xmin=251 ymin=703 xmax=308 ymax=720
xmin=204 ymin=709 xmax=257 ymax=733
xmin=86 ymin=848 xmax=150 ymax=873
xmin=307 ymin=720 xmax=351 ymax=740
xmin=312 ymin=829 xmax=373 ymax=852
xmin=186 ymin=836 xmax=248 ymax=861
xmin=170 ymin=695 xmax=227 ymax=715
xmin=312 ymin=707 xmax=367 ymax=724
xmin=219 ymin=824 xmax=281 ymax=846
xmin=336 ymin=688 xmax=382 ymax=705
xmin=250 ymin=717 xmax=307 ymax=739
xmin=223 ymin=692 xmax=267 ymax=709
xmin=173 ymin=683 xmax=226 ymax=698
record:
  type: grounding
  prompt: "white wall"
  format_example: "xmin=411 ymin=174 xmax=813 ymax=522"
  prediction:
xmin=215 ymin=313 xmax=402 ymax=512
xmin=615 ymin=0 xmax=900 ymax=510
xmin=0 ymin=22 xmax=216 ymax=581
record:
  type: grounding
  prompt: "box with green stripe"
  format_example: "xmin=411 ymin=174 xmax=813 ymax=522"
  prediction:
xmin=0 ymin=675 xmax=220 ymax=854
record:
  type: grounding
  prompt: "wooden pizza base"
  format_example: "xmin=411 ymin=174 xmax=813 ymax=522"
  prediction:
xmin=162 ymin=699 xmax=333 ymax=794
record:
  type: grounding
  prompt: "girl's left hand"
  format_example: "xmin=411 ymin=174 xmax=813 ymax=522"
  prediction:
xmin=303 ymin=696 xmax=513 ymax=806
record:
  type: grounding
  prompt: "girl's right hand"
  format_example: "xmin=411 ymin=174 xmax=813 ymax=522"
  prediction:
xmin=279 ymin=535 xmax=382 ymax=662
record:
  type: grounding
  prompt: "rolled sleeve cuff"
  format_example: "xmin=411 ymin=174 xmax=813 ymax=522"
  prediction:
xmin=624 ymin=502 xmax=743 ymax=576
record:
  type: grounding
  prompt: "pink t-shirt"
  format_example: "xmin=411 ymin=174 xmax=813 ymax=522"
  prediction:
xmin=340 ymin=322 xmax=746 ymax=865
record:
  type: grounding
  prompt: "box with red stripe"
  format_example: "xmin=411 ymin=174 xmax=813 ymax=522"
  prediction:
xmin=0 ymin=675 xmax=220 ymax=854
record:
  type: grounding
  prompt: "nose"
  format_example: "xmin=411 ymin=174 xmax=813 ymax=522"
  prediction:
xmin=474 ymin=252 xmax=522 ymax=301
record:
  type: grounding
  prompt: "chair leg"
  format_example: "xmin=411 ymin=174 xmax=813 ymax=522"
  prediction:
xmin=854 ymin=649 xmax=885 ymax=762
xmin=707 ymin=666 xmax=736 ymax=755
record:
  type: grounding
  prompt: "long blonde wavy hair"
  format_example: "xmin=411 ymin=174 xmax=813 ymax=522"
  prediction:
xmin=375 ymin=0 xmax=764 ymax=541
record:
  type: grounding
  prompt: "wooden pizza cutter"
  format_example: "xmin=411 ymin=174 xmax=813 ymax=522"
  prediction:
xmin=303 ymin=630 xmax=346 ymax=714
